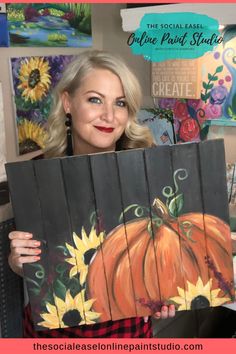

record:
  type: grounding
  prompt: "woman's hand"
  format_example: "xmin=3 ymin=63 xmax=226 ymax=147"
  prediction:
xmin=144 ymin=304 xmax=175 ymax=323
xmin=8 ymin=231 xmax=41 ymax=277
xmin=152 ymin=304 xmax=176 ymax=320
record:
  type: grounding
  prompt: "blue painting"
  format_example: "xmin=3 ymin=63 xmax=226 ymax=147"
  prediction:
xmin=7 ymin=3 xmax=92 ymax=47
xmin=0 ymin=13 xmax=9 ymax=47
xmin=137 ymin=109 xmax=175 ymax=145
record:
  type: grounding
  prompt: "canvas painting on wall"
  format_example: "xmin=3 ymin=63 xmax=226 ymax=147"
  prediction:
xmin=7 ymin=3 xmax=92 ymax=47
xmin=6 ymin=140 xmax=235 ymax=330
xmin=0 ymin=13 xmax=9 ymax=47
xmin=10 ymin=54 xmax=74 ymax=155
xmin=137 ymin=109 xmax=175 ymax=145
xmin=155 ymin=29 xmax=236 ymax=143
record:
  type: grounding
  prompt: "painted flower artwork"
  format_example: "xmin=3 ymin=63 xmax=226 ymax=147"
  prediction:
xmin=170 ymin=277 xmax=231 ymax=311
xmin=7 ymin=3 xmax=92 ymax=47
xmin=65 ymin=227 xmax=104 ymax=285
xmin=38 ymin=290 xmax=100 ymax=329
xmin=154 ymin=33 xmax=236 ymax=143
xmin=10 ymin=54 xmax=74 ymax=155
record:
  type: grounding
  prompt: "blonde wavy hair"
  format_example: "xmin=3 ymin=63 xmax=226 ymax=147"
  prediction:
xmin=44 ymin=50 xmax=154 ymax=158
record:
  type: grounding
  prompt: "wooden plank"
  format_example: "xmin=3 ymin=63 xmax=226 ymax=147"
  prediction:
xmin=198 ymin=139 xmax=235 ymax=305
xmin=144 ymin=145 xmax=187 ymax=309
xmin=33 ymin=159 xmax=84 ymax=329
xmin=88 ymin=152 xmax=136 ymax=321
xmin=116 ymin=148 xmax=160 ymax=316
xmin=61 ymin=155 xmax=111 ymax=323
xmin=171 ymin=142 xmax=211 ymax=310
xmin=5 ymin=161 xmax=51 ymax=327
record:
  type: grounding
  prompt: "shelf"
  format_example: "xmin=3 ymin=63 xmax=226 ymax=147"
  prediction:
xmin=205 ymin=119 xmax=236 ymax=127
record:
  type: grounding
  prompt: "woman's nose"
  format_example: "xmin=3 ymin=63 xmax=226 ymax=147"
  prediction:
xmin=101 ymin=103 xmax=115 ymax=122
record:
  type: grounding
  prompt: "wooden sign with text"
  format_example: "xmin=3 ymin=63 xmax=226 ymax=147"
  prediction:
xmin=152 ymin=59 xmax=201 ymax=99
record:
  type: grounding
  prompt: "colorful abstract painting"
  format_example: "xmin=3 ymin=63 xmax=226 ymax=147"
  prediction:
xmin=7 ymin=3 xmax=92 ymax=47
xmin=156 ymin=31 xmax=236 ymax=143
xmin=6 ymin=140 xmax=235 ymax=330
xmin=10 ymin=55 xmax=74 ymax=155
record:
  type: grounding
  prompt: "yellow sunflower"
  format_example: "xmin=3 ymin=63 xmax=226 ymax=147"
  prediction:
xmin=18 ymin=119 xmax=48 ymax=154
xmin=17 ymin=57 xmax=51 ymax=103
xmin=170 ymin=277 xmax=230 ymax=310
xmin=38 ymin=289 xmax=100 ymax=329
xmin=65 ymin=226 xmax=104 ymax=285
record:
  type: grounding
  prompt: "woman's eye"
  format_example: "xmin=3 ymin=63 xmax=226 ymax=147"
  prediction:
xmin=88 ymin=97 xmax=101 ymax=104
xmin=116 ymin=100 xmax=127 ymax=108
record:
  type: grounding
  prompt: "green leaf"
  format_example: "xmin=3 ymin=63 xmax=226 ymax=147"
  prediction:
xmin=227 ymin=106 xmax=233 ymax=118
xmin=215 ymin=65 xmax=223 ymax=73
xmin=205 ymin=92 xmax=211 ymax=99
xmin=208 ymin=73 xmax=213 ymax=81
xmin=69 ymin=278 xmax=83 ymax=298
xmin=53 ymin=279 xmax=67 ymax=300
xmin=168 ymin=194 xmax=184 ymax=217
xmin=200 ymin=125 xmax=209 ymax=140
xmin=232 ymin=93 xmax=236 ymax=114
xmin=211 ymin=76 xmax=218 ymax=81
xmin=203 ymin=82 xmax=209 ymax=90
xmin=42 ymin=291 xmax=54 ymax=306
xmin=201 ymin=93 xmax=207 ymax=101
xmin=203 ymin=82 xmax=214 ymax=90
xmin=29 ymin=288 xmax=41 ymax=296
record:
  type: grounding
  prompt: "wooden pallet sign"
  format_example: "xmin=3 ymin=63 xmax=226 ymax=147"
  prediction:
xmin=6 ymin=140 xmax=235 ymax=330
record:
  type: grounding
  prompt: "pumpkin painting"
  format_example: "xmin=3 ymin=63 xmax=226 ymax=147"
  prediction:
xmin=87 ymin=200 xmax=234 ymax=320
xmin=6 ymin=140 xmax=235 ymax=329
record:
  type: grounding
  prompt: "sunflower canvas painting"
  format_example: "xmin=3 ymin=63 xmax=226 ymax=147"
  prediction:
xmin=6 ymin=141 xmax=235 ymax=330
xmin=7 ymin=3 xmax=92 ymax=47
xmin=10 ymin=55 xmax=74 ymax=155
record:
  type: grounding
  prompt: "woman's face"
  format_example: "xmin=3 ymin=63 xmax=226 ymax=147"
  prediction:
xmin=62 ymin=68 xmax=129 ymax=155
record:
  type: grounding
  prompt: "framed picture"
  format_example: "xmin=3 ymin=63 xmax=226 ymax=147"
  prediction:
xmin=10 ymin=54 xmax=74 ymax=155
xmin=7 ymin=3 xmax=92 ymax=47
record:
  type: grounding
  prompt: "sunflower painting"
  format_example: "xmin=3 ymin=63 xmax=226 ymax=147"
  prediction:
xmin=65 ymin=227 xmax=104 ymax=285
xmin=170 ymin=277 xmax=231 ymax=311
xmin=10 ymin=54 xmax=74 ymax=155
xmin=38 ymin=290 xmax=100 ymax=329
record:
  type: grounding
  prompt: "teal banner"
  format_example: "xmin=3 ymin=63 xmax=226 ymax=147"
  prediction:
xmin=127 ymin=13 xmax=222 ymax=62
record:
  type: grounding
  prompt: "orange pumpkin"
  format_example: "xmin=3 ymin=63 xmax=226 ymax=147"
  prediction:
xmin=87 ymin=204 xmax=234 ymax=321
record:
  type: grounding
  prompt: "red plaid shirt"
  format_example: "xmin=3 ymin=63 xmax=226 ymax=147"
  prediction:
xmin=23 ymin=304 xmax=153 ymax=338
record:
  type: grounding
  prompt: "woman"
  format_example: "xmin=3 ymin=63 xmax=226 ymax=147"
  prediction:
xmin=9 ymin=50 xmax=175 ymax=338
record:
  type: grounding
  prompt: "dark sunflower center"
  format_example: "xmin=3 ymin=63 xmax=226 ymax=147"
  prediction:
xmin=19 ymin=139 xmax=41 ymax=154
xmin=84 ymin=248 xmax=96 ymax=265
xmin=62 ymin=309 xmax=82 ymax=327
xmin=190 ymin=295 xmax=210 ymax=310
xmin=28 ymin=69 xmax=41 ymax=88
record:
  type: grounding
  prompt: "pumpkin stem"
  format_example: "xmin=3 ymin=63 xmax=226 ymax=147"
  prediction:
xmin=152 ymin=198 xmax=170 ymax=220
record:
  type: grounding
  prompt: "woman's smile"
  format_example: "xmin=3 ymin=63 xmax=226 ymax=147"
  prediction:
xmin=94 ymin=126 xmax=115 ymax=133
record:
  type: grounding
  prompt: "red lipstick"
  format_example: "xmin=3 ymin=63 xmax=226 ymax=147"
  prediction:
xmin=94 ymin=126 xmax=114 ymax=133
